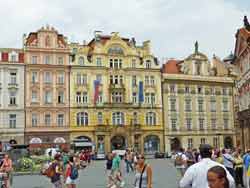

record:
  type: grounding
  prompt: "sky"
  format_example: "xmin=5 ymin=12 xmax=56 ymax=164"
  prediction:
xmin=0 ymin=0 xmax=249 ymax=63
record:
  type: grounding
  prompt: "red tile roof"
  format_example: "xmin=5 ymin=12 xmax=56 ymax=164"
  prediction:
xmin=162 ymin=59 xmax=181 ymax=74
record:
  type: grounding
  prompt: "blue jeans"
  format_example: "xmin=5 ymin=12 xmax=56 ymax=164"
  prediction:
xmin=126 ymin=160 xmax=133 ymax=173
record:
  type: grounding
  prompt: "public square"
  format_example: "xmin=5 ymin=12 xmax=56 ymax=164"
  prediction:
xmin=12 ymin=159 xmax=180 ymax=188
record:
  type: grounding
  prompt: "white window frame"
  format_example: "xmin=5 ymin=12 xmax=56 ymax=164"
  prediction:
xmin=9 ymin=114 xmax=16 ymax=128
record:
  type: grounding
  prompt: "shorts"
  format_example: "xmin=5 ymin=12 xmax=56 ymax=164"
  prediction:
xmin=65 ymin=176 xmax=76 ymax=185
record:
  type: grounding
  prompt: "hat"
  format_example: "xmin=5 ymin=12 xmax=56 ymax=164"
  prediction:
xmin=199 ymin=144 xmax=212 ymax=152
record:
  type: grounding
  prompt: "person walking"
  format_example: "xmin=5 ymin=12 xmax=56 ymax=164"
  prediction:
xmin=179 ymin=144 xmax=235 ymax=188
xmin=50 ymin=153 xmax=63 ymax=188
xmin=125 ymin=150 xmax=134 ymax=173
xmin=112 ymin=152 xmax=121 ymax=174
xmin=106 ymin=153 xmax=113 ymax=176
xmin=222 ymin=149 xmax=236 ymax=179
xmin=234 ymin=152 xmax=244 ymax=188
xmin=243 ymin=149 xmax=250 ymax=188
xmin=0 ymin=154 xmax=13 ymax=188
xmin=174 ymin=148 xmax=187 ymax=176
xmin=207 ymin=165 xmax=230 ymax=188
xmin=134 ymin=154 xmax=152 ymax=188
xmin=64 ymin=156 xmax=78 ymax=188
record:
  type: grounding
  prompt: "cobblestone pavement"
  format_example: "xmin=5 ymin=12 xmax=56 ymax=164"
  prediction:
xmin=13 ymin=159 xmax=181 ymax=188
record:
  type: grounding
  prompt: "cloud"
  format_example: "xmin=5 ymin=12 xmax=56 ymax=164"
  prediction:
xmin=0 ymin=0 xmax=249 ymax=61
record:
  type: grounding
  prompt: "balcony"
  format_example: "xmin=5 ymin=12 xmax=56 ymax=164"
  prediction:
xmin=109 ymin=83 xmax=125 ymax=90
xmin=8 ymin=83 xmax=18 ymax=89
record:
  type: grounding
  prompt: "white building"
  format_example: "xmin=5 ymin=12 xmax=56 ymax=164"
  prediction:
xmin=0 ymin=49 xmax=25 ymax=145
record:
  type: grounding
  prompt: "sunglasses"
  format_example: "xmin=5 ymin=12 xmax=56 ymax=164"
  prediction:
xmin=138 ymin=156 xmax=144 ymax=159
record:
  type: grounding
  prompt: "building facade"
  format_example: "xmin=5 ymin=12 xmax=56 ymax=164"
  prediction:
xmin=233 ymin=16 xmax=250 ymax=151
xmin=0 ymin=49 xmax=25 ymax=145
xmin=162 ymin=43 xmax=235 ymax=152
xmin=24 ymin=26 xmax=70 ymax=147
xmin=69 ymin=32 xmax=164 ymax=154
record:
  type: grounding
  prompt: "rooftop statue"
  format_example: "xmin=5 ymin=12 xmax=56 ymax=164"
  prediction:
xmin=244 ymin=15 xmax=250 ymax=31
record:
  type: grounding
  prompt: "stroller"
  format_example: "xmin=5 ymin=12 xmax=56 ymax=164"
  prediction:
xmin=107 ymin=170 xmax=125 ymax=188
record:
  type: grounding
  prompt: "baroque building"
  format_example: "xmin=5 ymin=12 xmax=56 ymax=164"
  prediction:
xmin=69 ymin=32 xmax=164 ymax=154
xmin=233 ymin=16 xmax=250 ymax=151
xmin=0 ymin=49 xmax=25 ymax=145
xmin=162 ymin=42 xmax=235 ymax=152
xmin=24 ymin=26 xmax=70 ymax=148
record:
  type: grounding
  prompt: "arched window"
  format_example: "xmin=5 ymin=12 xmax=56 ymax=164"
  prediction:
xmin=78 ymin=57 xmax=84 ymax=65
xmin=108 ymin=46 xmax=124 ymax=55
xmin=97 ymin=112 xmax=103 ymax=125
xmin=146 ymin=112 xmax=156 ymax=126
xmin=76 ymin=112 xmax=88 ymax=126
xmin=112 ymin=112 xmax=124 ymax=126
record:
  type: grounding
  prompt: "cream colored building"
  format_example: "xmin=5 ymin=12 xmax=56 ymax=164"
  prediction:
xmin=69 ymin=32 xmax=164 ymax=154
xmin=162 ymin=42 xmax=235 ymax=152
xmin=0 ymin=49 xmax=25 ymax=144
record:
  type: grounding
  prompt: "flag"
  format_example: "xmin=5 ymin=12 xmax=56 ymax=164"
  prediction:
xmin=94 ymin=80 xmax=100 ymax=104
xmin=139 ymin=81 xmax=144 ymax=103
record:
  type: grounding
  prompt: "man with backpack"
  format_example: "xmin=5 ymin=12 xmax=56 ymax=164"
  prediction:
xmin=174 ymin=148 xmax=187 ymax=176
xmin=64 ymin=156 xmax=79 ymax=188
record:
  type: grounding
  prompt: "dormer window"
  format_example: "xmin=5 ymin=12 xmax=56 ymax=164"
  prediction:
xmin=195 ymin=62 xmax=201 ymax=75
xmin=146 ymin=60 xmax=151 ymax=69
xmin=10 ymin=54 xmax=17 ymax=62
xmin=78 ymin=57 xmax=84 ymax=65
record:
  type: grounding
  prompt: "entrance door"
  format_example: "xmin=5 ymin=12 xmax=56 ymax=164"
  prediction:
xmin=111 ymin=135 xmax=126 ymax=150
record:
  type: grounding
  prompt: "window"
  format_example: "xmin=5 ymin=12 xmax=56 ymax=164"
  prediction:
xmin=133 ymin=112 xmax=138 ymax=125
xmin=58 ymin=57 xmax=64 ymax=65
xmin=132 ymin=59 xmax=136 ymax=68
xmin=171 ymin=119 xmax=177 ymax=131
xmin=76 ymin=74 xmax=87 ymax=85
xmin=196 ymin=62 xmax=201 ymax=75
xmin=9 ymin=91 xmax=16 ymax=105
xmin=224 ymin=119 xmax=229 ymax=130
xmin=197 ymin=86 xmax=203 ymax=94
xmin=185 ymin=86 xmax=190 ymax=94
xmin=45 ymin=114 xmax=51 ymax=126
xmin=186 ymin=118 xmax=192 ymax=130
xmin=151 ymin=93 xmax=155 ymax=105
xmin=32 ymin=56 xmax=37 ymax=64
xmin=132 ymin=75 xmax=137 ymax=86
xmin=77 ymin=112 xmax=88 ymax=126
xmin=170 ymin=98 xmax=176 ymax=111
xmin=199 ymin=118 xmax=204 ymax=130
xmin=112 ymin=92 xmax=123 ymax=103
xmin=110 ymin=75 xmax=123 ymax=85
xmin=145 ymin=93 xmax=155 ymax=105
xmin=10 ymin=72 xmax=17 ymax=84
xmin=150 ymin=76 xmax=155 ymax=86
xmin=57 ymin=114 xmax=64 ymax=126
xmin=145 ymin=76 xmax=149 ymax=86
xmin=78 ymin=57 xmax=84 ymax=65
xmin=32 ymin=114 xmax=38 ymax=127
xmin=213 ymin=137 xmax=219 ymax=148
xmin=31 ymin=91 xmax=38 ymax=103
xmin=210 ymin=88 xmax=215 ymax=95
xmin=146 ymin=60 xmax=151 ymax=69
xmin=185 ymin=99 xmax=191 ymax=112
xmin=97 ymin=112 xmax=103 ymax=125
xmin=10 ymin=54 xmax=17 ymax=62
xmin=96 ymin=74 xmax=102 ymax=83
xmin=9 ymin=114 xmax=16 ymax=128
xmin=211 ymin=100 xmax=216 ymax=112
xmin=44 ymin=91 xmax=52 ymax=104
xmin=57 ymin=72 xmax=64 ymax=84
xmin=201 ymin=138 xmax=206 ymax=144
xmin=211 ymin=119 xmax=216 ymax=130
xmin=222 ymin=88 xmax=228 ymax=95
xmin=188 ymin=138 xmax=193 ymax=149
xmin=112 ymin=112 xmax=124 ymax=126
xmin=97 ymin=92 xmax=103 ymax=104
xmin=170 ymin=85 xmax=176 ymax=93
xmin=58 ymin=91 xmax=64 ymax=104
xmin=31 ymin=72 xmax=38 ymax=83
xmin=76 ymin=92 xmax=81 ymax=103
xmin=223 ymin=100 xmax=228 ymax=112
xmin=146 ymin=112 xmax=156 ymax=126
xmin=110 ymin=59 xmax=122 ymax=69
xmin=96 ymin=58 xmax=102 ymax=66
xmin=198 ymin=99 xmax=203 ymax=112
xmin=82 ymin=92 xmax=88 ymax=103
xmin=44 ymin=72 xmax=52 ymax=84
xmin=44 ymin=55 xmax=51 ymax=64
xmin=145 ymin=93 xmax=150 ymax=104
xmin=132 ymin=92 xmax=137 ymax=103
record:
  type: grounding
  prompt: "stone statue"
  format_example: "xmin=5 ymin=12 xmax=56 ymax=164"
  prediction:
xmin=195 ymin=41 xmax=199 ymax=54
xmin=244 ymin=15 xmax=250 ymax=31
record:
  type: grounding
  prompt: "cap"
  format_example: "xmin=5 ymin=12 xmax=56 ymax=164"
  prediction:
xmin=199 ymin=144 xmax=212 ymax=152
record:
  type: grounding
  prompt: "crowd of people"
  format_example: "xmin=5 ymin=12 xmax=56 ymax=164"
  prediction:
xmin=174 ymin=145 xmax=250 ymax=188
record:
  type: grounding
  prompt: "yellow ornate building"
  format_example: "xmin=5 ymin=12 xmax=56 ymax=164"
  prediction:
xmin=162 ymin=42 xmax=235 ymax=152
xmin=69 ymin=32 xmax=164 ymax=154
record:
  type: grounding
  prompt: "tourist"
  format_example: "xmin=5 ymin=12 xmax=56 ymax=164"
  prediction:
xmin=222 ymin=149 xmax=235 ymax=178
xmin=125 ymin=150 xmax=134 ymax=173
xmin=106 ymin=153 xmax=113 ymax=175
xmin=243 ymin=149 xmax=250 ymax=188
xmin=234 ymin=151 xmax=244 ymax=187
xmin=0 ymin=154 xmax=13 ymax=188
xmin=179 ymin=144 xmax=235 ymax=188
xmin=112 ymin=152 xmax=121 ymax=174
xmin=215 ymin=150 xmax=224 ymax=164
xmin=207 ymin=165 xmax=229 ymax=188
xmin=185 ymin=147 xmax=195 ymax=168
xmin=174 ymin=148 xmax=187 ymax=176
xmin=50 ymin=153 xmax=63 ymax=188
xmin=64 ymin=156 xmax=78 ymax=188
xmin=134 ymin=154 xmax=152 ymax=188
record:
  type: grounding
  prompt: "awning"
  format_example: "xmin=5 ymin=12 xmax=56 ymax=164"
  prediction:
xmin=74 ymin=142 xmax=93 ymax=147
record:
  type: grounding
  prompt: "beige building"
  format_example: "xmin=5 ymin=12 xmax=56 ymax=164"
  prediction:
xmin=24 ymin=26 xmax=70 ymax=148
xmin=0 ymin=49 xmax=25 ymax=145
xmin=162 ymin=42 xmax=235 ymax=152
xmin=69 ymin=32 xmax=164 ymax=154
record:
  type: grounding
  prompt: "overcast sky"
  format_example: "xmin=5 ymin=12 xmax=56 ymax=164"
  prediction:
xmin=0 ymin=0 xmax=249 ymax=62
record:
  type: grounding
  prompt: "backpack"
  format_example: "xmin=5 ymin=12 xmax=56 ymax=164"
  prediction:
xmin=43 ymin=163 xmax=56 ymax=178
xmin=175 ymin=154 xmax=183 ymax=166
xmin=70 ymin=164 xmax=78 ymax=180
